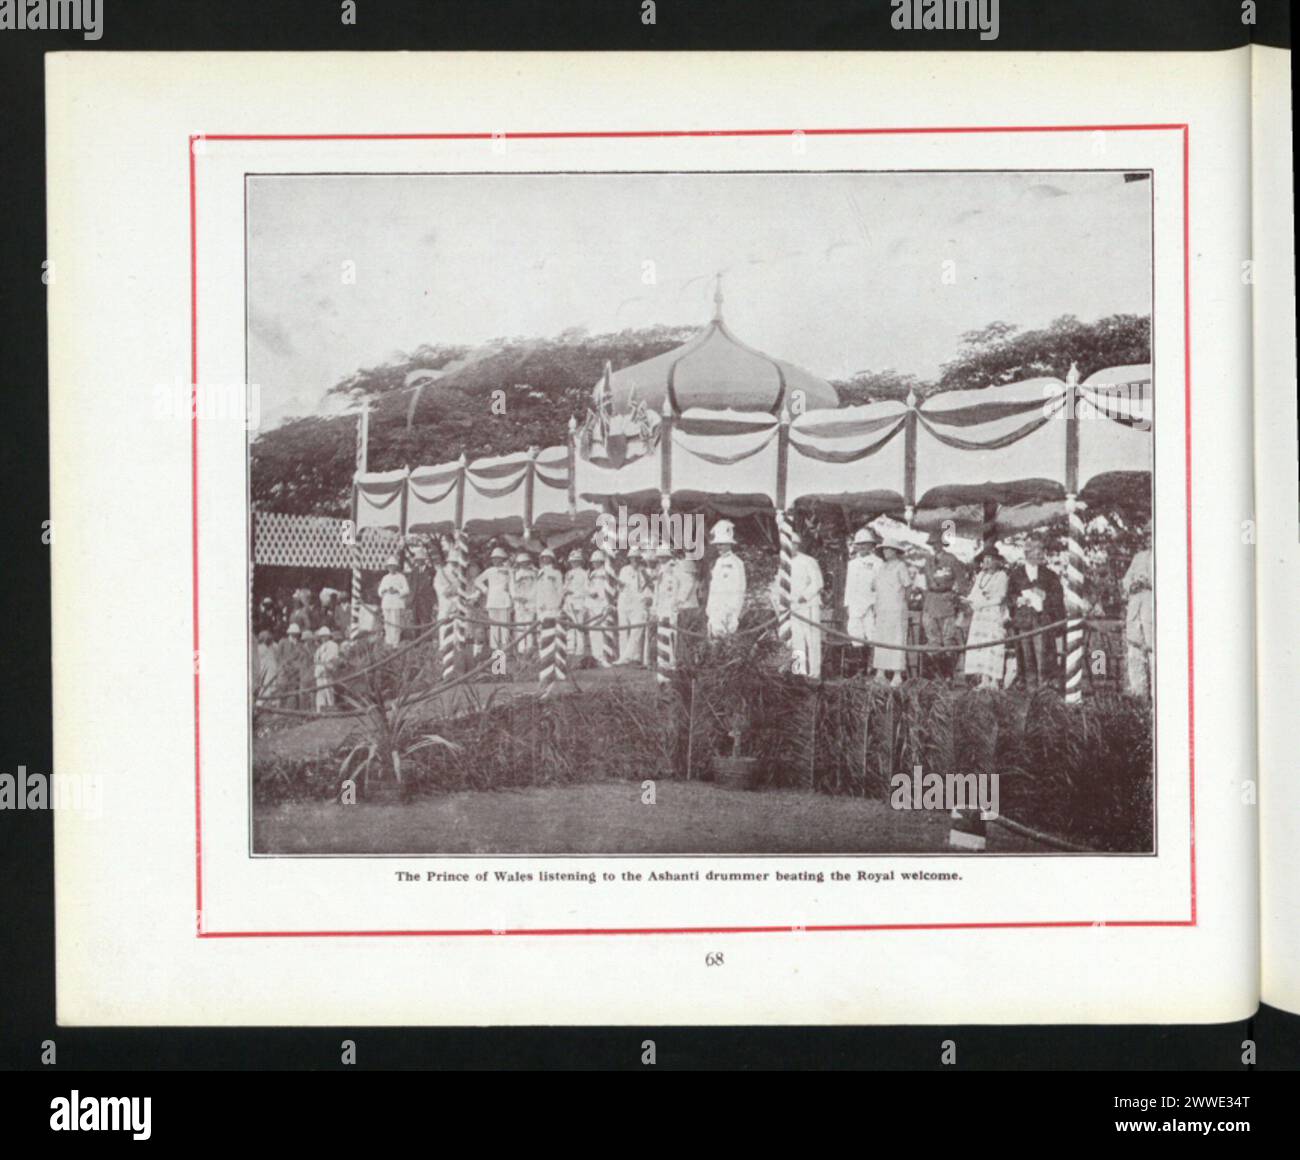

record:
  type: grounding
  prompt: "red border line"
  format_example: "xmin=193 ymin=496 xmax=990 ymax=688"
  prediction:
xmin=190 ymin=135 xmax=204 ymax=936
xmin=198 ymin=125 xmax=1187 ymax=141
xmin=1182 ymin=124 xmax=1196 ymax=925
xmin=193 ymin=124 xmax=1193 ymax=938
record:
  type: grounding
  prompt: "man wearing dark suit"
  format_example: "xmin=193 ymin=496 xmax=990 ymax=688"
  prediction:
xmin=1007 ymin=538 xmax=1065 ymax=689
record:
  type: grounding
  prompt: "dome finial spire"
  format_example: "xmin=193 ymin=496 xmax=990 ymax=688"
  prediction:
xmin=712 ymin=272 xmax=724 ymax=321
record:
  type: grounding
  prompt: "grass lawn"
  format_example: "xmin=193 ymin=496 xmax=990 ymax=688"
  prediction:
xmin=254 ymin=780 xmax=1043 ymax=855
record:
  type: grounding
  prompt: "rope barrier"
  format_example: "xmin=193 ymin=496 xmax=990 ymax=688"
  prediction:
xmin=785 ymin=609 xmax=1073 ymax=655
xmin=256 ymin=622 xmax=539 ymax=720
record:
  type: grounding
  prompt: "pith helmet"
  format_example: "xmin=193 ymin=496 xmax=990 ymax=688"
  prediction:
xmin=567 ymin=549 xmax=585 ymax=564
xmin=490 ymin=547 xmax=508 ymax=561
xmin=852 ymin=526 xmax=876 ymax=546
xmin=709 ymin=519 xmax=736 ymax=545
xmin=514 ymin=552 xmax=532 ymax=564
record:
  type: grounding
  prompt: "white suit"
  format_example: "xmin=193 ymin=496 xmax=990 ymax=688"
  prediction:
xmin=707 ymin=552 xmax=746 ymax=636
xmin=378 ymin=570 xmax=410 ymax=646
xmin=789 ymin=551 xmax=824 ymax=678
xmin=562 ymin=567 xmax=589 ymax=658
xmin=616 ymin=562 xmax=648 ymax=665
xmin=1123 ymin=548 xmax=1153 ymax=697
xmin=475 ymin=565 xmax=514 ymax=654
xmin=587 ymin=565 xmax=615 ymax=667
xmin=652 ymin=564 xmax=680 ymax=670
xmin=843 ymin=553 xmax=879 ymax=644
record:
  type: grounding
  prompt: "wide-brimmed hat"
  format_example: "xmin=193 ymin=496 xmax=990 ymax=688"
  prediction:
xmin=709 ymin=519 xmax=736 ymax=545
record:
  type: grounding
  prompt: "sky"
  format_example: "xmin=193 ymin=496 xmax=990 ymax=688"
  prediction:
xmin=246 ymin=170 xmax=1152 ymax=430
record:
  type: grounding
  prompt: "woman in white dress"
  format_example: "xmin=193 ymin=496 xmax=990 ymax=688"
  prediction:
xmin=963 ymin=552 xmax=1009 ymax=687
xmin=872 ymin=541 xmax=912 ymax=686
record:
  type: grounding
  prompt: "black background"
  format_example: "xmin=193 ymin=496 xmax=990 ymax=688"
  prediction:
xmin=0 ymin=0 xmax=1295 ymax=1111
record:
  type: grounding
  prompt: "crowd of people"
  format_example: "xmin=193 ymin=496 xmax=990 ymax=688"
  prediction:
xmin=251 ymin=515 xmax=1154 ymax=709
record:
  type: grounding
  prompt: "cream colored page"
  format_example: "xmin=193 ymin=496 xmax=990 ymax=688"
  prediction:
xmin=50 ymin=51 xmax=1254 ymax=1024
xmin=1254 ymin=45 xmax=1300 ymax=1015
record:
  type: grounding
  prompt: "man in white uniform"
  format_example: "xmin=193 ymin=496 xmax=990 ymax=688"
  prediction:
xmin=510 ymin=551 xmax=537 ymax=656
xmin=586 ymin=548 xmax=615 ymax=667
xmin=843 ymin=526 xmax=879 ymax=677
xmin=561 ymin=549 xmax=589 ymax=660
xmin=534 ymin=549 xmax=564 ymax=623
xmin=616 ymin=546 xmax=648 ymax=666
xmin=650 ymin=543 xmax=680 ymax=671
xmin=706 ymin=520 xmax=746 ymax=637
xmin=474 ymin=545 xmax=514 ymax=657
xmin=377 ymin=556 xmax=409 ymax=646
xmin=1122 ymin=522 xmax=1153 ymax=698
xmin=788 ymin=531 xmax=825 ymax=679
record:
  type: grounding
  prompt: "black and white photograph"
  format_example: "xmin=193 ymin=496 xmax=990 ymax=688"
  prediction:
xmin=246 ymin=169 xmax=1155 ymax=857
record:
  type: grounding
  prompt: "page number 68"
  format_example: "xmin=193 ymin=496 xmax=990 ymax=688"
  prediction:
xmin=705 ymin=952 xmax=725 ymax=967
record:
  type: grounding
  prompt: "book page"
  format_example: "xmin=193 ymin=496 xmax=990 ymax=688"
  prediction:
xmin=49 ymin=50 xmax=1256 ymax=1025
xmin=1254 ymin=44 xmax=1299 ymax=1015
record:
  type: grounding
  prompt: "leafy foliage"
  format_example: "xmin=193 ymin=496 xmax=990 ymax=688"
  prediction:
xmin=938 ymin=313 xmax=1151 ymax=391
xmin=251 ymin=326 xmax=695 ymax=515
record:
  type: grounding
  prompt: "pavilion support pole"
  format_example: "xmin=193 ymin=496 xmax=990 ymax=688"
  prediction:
xmin=1062 ymin=363 xmax=1086 ymax=703
xmin=523 ymin=444 xmax=537 ymax=540
xmin=566 ymin=417 xmax=578 ymax=519
xmin=775 ymin=507 xmax=795 ymax=655
xmin=350 ymin=397 xmax=370 ymax=638
xmin=774 ymin=406 xmax=795 ymax=659
xmin=904 ymin=389 xmax=918 ymax=525
xmin=538 ymin=617 xmax=559 ymax=698
xmin=658 ymin=395 xmax=675 ymax=529
xmin=981 ymin=498 xmax=999 ymax=555
xmin=451 ymin=455 xmax=471 ymax=667
xmin=600 ymin=530 xmax=618 ymax=667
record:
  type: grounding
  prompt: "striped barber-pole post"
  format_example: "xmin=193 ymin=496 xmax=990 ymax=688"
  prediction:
xmin=350 ymin=396 xmax=369 ymax=638
xmin=1063 ymin=492 xmax=1088 ymax=703
xmin=450 ymin=531 xmax=472 ymax=664
xmin=655 ymin=617 xmax=676 ymax=686
xmin=538 ymin=617 xmax=557 ymax=698
xmin=774 ymin=508 xmax=795 ymax=653
xmin=438 ymin=618 xmax=457 ymax=684
xmin=601 ymin=549 xmax=618 ymax=665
